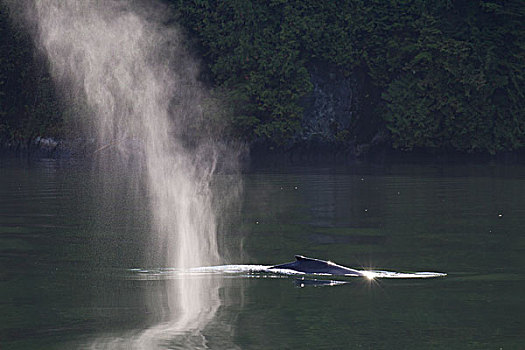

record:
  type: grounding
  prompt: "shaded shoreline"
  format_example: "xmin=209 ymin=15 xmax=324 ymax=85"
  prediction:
xmin=2 ymin=135 xmax=524 ymax=167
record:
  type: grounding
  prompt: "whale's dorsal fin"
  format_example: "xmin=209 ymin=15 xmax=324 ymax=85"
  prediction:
xmin=272 ymin=255 xmax=363 ymax=276
xmin=294 ymin=255 xmax=318 ymax=262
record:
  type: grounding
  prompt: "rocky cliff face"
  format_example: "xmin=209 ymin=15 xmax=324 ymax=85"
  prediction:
xmin=300 ymin=62 xmax=358 ymax=147
xmin=293 ymin=61 xmax=385 ymax=157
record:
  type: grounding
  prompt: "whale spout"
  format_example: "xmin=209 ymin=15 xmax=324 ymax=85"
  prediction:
xmin=269 ymin=255 xmax=363 ymax=276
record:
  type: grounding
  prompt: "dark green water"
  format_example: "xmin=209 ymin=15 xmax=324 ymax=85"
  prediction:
xmin=1 ymin=158 xmax=524 ymax=349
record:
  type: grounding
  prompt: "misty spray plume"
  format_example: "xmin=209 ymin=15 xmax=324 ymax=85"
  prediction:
xmin=4 ymin=0 xmax=244 ymax=346
xmin=20 ymin=0 xmax=241 ymax=269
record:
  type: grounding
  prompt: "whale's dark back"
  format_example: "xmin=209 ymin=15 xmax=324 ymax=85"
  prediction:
xmin=269 ymin=255 xmax=363 ymax=276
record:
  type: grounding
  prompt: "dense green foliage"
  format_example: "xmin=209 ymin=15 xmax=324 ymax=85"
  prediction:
xmin=173 ymin=0 xmax=525 ymax=153
xmin=376 ymin=1 xmax=525 ymax=153
xmin=1 ymin=0 xmax=524 ymax=154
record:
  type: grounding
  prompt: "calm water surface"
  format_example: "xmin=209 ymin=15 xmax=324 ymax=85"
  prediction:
xmin=1 ymin=158 xmax=524 ymax=349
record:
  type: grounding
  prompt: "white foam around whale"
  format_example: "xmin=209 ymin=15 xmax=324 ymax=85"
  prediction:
xmin=129 ymin=265 xmax=447 ymax=280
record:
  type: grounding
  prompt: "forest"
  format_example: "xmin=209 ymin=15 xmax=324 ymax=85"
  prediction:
xmin=1 ymin=0 xmax=524 ymax=155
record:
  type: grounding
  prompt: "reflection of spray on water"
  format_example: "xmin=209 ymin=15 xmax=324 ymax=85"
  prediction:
xmin=88 ymin=278 xmax=238 ymax=349
xmin=19 ymin=0 xmax=241 ymax=348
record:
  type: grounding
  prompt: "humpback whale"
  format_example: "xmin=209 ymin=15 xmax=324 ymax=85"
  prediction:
xmin=131 ymin=255 xmax=446 ymax=280
xmin=269 ymin=255 xmax=364 ymax=276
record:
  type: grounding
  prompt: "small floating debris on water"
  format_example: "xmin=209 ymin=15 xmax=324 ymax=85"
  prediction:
xmin=498 ymin=213 xmax=503 ymax=217
xmin=294 ymin=186 xmax=298 ymax=190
